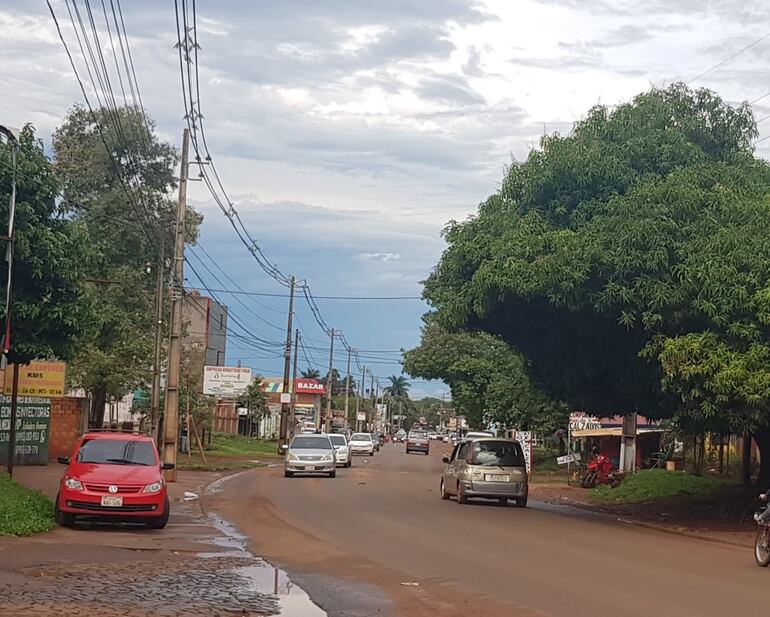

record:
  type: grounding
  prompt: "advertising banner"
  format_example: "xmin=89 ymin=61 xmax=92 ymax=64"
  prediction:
xmin=4 ymin=361 xmax=66 ymax=397
xmin=0 ymin=395 xmax=50 ymax=465
xmin=203 ymin=366 xmax=252 ymax=397
xmin=295 ymin=379 xmax=325 ymax=395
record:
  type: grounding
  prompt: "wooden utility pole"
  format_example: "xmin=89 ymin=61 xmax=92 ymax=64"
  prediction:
xmin=162 ymin=128 xmax=189 ymax=482
xmin=150 ymin=247 xmax=164 ymax=443
xmin=324 ymin=329 xmax=335 ymax=433
xmin=279 ymin=276 xmax=295 ymax=447
xmin=343 ymin=346 xmax=351 ymax=430
xmin=289 ymin=328 xmax=300 ymax=437
xmin=5 ymin=363 xmax=19 ymax=478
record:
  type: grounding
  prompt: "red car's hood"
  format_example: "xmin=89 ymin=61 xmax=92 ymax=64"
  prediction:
xmin=68 ymin=462 xmax=162 ymax=485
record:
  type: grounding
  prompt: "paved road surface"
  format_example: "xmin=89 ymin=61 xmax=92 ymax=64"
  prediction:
xmin=211 ymin=443 xmax=768 ymax=617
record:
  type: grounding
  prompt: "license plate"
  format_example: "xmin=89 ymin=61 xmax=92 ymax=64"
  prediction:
xmin=100 ymin=495 xmax=123 ymax=507
xmin=307 ymin=466 xmax=317 ymax=471
xmin=484 ymin=474 xmax=510 ymax=482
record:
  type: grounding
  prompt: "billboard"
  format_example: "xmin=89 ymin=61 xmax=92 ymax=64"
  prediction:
xmin=295 ymin=378 xmax=325 ymax=395
xmin=4 ymin=361 xmax=66 ymax=397
xmin=0 ymin=395 xmax=50 ymax=465
xmin=203 ymin=366 xmax=252 ymax=397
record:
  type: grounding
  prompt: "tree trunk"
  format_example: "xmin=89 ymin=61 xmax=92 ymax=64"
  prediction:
xmin=752 ymin=427 xmax=770 ymax=489
xmin=742 ymin=432 xmax=753 ymax=487
xmin=89 ymin=386 xmax=108 ymax=428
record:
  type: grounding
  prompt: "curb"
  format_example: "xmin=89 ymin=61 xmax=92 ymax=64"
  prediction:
xmin=614 ymin=516 xmax=754 ymax=549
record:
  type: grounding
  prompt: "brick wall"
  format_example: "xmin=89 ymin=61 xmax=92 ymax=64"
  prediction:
xmin=49 ymin=397 xmax=87 ymax=460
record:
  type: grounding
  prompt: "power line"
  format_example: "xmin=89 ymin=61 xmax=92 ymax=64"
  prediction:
xmin=183 ymin=286 xmax=422 ymax=301
xmin=690 ymin=32 xmax=770 ymax=83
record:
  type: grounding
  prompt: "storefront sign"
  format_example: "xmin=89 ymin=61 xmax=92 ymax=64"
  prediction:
xmin=203 ymin=366 xmax=252 ymax=397
xmin=0 ymin=395 xmax=50 ymax=465
xmin=295 ymin=379 xmax=325 ymax=395
xmin=557 ymin=453 xmax=581 ymax=465
xmin=569 ymin=412 xmax=602 ymax=432
xmin=356 ymin=412 xmax=366 ymax=421
xmin=4 ymin=361 xmax=66 ymax=397
xmin=513 ymin=430 xmax=533 ymax=473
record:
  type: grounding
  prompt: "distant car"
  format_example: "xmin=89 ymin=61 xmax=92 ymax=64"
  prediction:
xmin=394 ymin=429 xmax=407 ymax=442
xmin=55 ymin=430 xmax=173 ymax=529
xmin=349 ymin=432 xmax=375 ymax=456
xmin=285 ymin=434 xmax=336 ymax=478
xmin=300 ymin=421 xmax=318 ymax=434
xmin=406 ymin=430 xmax=430 ymax=455
xmin=440 ymin=437 xmax=528 ymax=507
xmin=464 ymin=430 xmax=495 ymax=440
xmin=328 ymin=433 xmax=352 ymax=468
xmin=442 ymin=433 xmax=451 ymax=443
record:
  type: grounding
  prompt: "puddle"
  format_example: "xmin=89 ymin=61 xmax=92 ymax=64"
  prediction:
xmin=204 ymin=513 xmax=327 ymax=616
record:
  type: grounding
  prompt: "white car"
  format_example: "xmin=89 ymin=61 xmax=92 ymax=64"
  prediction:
xmin=328 ymin=433 xmax=352 ymax=468
xmin=349 ymin=432 xmax=375 ymax=456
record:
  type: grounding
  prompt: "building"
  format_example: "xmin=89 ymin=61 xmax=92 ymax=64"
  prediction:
xmin=182 ymin=291 xmax=228 ymax=387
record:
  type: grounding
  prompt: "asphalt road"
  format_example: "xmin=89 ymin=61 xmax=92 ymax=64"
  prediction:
xmin=212 ymin=443 xmax=769 ymax=617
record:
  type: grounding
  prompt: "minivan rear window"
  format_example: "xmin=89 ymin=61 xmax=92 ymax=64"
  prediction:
xmin=470 ymin=441 xmax=525 ymax=467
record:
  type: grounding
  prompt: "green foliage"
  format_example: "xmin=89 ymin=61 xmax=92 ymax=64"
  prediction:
xmin=404 ymin=323 xmax=567 ymax=431
xmin=301 ymin=368 xmax=320 ymax=379
xmin=0 ymin=126 xmax=96 ymax=363
xmin=0 ymin=474 xmax=55 ymax=536
xmin=243 ymin=376 xmax=268 ymax=418
xmin=591 ymin=469 xmax=732 ymax=503
xmin=384 ymin=375 xmax=410 ymax=398
xmin=53 ymin=105 xmax=202 ymax=425
xmin=423 ymin=83 xmax=770 ymax=434
xmin=205 ymin=433 xmax=278 ymax=457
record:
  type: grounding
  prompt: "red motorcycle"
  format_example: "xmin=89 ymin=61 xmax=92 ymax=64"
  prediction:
xmin=581 ymin=454 xmax=621 ymax=488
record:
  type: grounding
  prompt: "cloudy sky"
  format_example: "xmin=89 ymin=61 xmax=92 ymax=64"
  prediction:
xmin=3 ymin=0 xmax=770 ymax=398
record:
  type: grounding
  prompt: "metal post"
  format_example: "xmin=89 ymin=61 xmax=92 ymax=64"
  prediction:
xmin=289 ymin=329 xmax=299 ymax=438
xmin=324 ymin=329 xmax=335 ymax=433
xmin=344 ymin=346 xmax=351 ymax=430
xmin=279 ymin=276 xmax=295 ymax=447
xmin=162 ymin=128 xmax=189 ymax=482
xmin=1 ymin=127 xmax=18 ymax=356
xmin=356 ymin=364 xmax=364 ymax=431
xmin=150 ymin=247 xmax=164 ymax=443
xmin=6 ymin=362 xmax=19 ymax=477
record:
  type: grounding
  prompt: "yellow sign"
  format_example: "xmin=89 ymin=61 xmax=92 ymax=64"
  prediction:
xmin=4 ymin=361 xmax=66 ymax=397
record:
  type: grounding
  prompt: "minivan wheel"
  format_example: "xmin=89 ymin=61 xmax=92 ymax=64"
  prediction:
xmin=440 ymin=479 xmax=450 ymax=500
xmin=457 ymin=483 xmax=468 ymax=504
xmin=515 ymin=496 xmax=528 ymax=508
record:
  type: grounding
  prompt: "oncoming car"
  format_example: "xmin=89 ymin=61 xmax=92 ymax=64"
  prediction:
xmin=349 ymin=432 xmax=375 ymax=456
xmin=328 ymin=433 xmax=352 ymax=468
xmin=406 ymin=430 xmax=430 ymax=455
xmin=55 ymin=430 xmax=174 ymax=529
xmin=440 ymin=437 xmax=528 ymax=507
xmin=285 ymin=434 xmax=337 ymax=477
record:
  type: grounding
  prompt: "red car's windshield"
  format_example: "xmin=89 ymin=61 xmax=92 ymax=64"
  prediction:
xmin=76 ymin=438 xmax=157 ymax=466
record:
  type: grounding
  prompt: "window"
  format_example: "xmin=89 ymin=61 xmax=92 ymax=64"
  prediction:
xmin=456 ymin=441 xmax=470 ymax=461
xmin=290 ymin=436 xmax=332 ymax=450
xmin=77 ymin=439 xmax=157 ymax=466
xmin=469 ymin=441 xmax=525 ymax=467
xmin=449 ymin=444 xmax=461 ymax=462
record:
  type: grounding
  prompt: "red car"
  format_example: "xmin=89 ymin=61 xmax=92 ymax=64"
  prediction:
xmin=55 ymin=430 xmax=173 ymax=529
xmin=406 ymin=431 xmax=430 ymax=455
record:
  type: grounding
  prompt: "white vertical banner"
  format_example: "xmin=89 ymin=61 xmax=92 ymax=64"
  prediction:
xmin=513 ymin=430 xmax=533 ymax=473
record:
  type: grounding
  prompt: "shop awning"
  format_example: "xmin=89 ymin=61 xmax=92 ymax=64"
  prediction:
xmin=571 ymin=427 xmax=667 ymax=438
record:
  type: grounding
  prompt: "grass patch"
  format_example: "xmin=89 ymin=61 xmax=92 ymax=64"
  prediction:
xmin=206 ymin=433 xmax=279 ymax=457
xmin=533 ymin=447 xmax=562 ymax=472
xmin=0 ymin=473 xmax=56 ymax=536
xmin=177 ymin=460 xmax=265 ymax=472
xmin=591 ymin=469 xmax=733 ymax=504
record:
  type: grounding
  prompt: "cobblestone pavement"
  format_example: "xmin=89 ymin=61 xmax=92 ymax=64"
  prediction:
xmin=0 ymin=554 xmax=279 ymax=617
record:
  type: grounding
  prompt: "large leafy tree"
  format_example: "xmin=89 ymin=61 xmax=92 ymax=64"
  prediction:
xmin=423 ymin=83 xmax=770 ymax=484
xmin=53 ymin=105 xmax=202 ymax=426
xmin=384 ymin=375 xmax=410 ymax=398
xmin=404 ymin=323 xmax=566 ymax=432
xmin=0 ymin=125 xmax=95 ymax=363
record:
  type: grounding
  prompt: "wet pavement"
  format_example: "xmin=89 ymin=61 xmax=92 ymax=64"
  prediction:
xmin=0 ymin=470 xmax=326 ymax=617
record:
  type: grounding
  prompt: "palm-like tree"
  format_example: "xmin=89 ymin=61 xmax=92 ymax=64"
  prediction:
xmin=384 ymin=375 xmax=410 ymax=398
xmin=301 ymin=367 xmax=321 ymax=379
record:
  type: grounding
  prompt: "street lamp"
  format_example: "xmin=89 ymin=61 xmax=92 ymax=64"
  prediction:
xmin=1 ymin=124 xmax=20 ymax=477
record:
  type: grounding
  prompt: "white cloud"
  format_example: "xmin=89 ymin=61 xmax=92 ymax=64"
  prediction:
xmin=358 ymin=252 xmax=402 ymax=262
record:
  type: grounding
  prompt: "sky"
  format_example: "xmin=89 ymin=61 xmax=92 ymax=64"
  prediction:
xmin=3 ymin=0 xmax=770 ymax=399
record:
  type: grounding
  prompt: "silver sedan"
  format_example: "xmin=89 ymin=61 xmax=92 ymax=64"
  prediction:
xmin=284 ymin=434 xmax=337 ymax=478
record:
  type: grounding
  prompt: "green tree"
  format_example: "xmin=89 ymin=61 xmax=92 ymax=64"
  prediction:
xmin=301 ymin=367 xmax=321 ymax=379
xmin=384 ymin=375 xmax=410 ymax=398
xmin=0 ymin=125 xmax=95 ymax=364
xmin=54 ymin=105 xmax=202 ymax=426
xmin=243 ymin=376 xmax=268 ymax=419
xmin=423 ymin=83 xmax=770 ymax=483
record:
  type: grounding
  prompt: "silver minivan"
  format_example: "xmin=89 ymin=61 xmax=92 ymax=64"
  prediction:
xmin=440 ymin=437 xmax=528 ymax=507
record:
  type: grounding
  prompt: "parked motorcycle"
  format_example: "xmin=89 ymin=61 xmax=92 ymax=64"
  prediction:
xmin=580 ymin=454 xmax=621 ymax=488
xmin=754 ymin=494 xmax=770 ymax=567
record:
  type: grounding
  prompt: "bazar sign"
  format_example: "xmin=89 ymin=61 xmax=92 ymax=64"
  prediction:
xmin=295 ymin=379 xmax=325 ymax=394
xmin=4 ymin=361 xmax=66 ymax=397
xmin=569 ymin=412 xmax=602 ymax=432
xmin=203 ymin=366 xmax=252 ymax=397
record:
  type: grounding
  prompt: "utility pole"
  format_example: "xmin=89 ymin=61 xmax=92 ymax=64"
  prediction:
xmin=356 ymin=364 xmax=364 ymax=431
xmin=343 ymin=346 xmax=351 ymax=430
xmin=279 ymin=276 xmax=295 ymax=447
xmin=324 ymin=328 xmax=335 ymax=433
xmin=149 ymin=248 xmax=165 ymax=443
xmin=289 ymin=328 xmax=300 ymax=437
xmin=162 ymin=128 xmax=189 ymax=482
xmin=369 ymin=372 xmax=375 ymax=431
xmin=1 ymin=125 xmax=19 ymax=478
